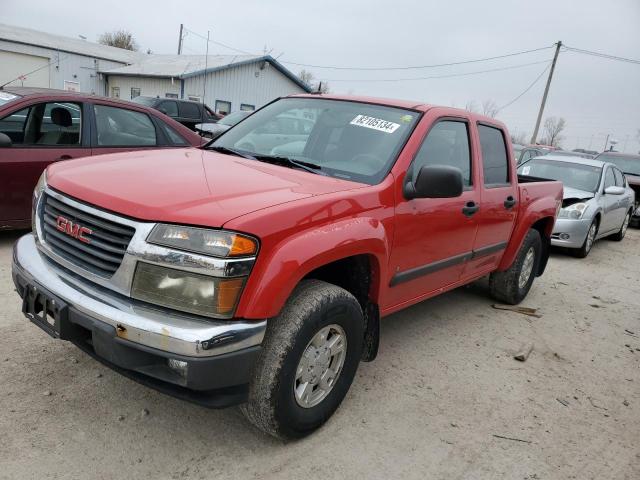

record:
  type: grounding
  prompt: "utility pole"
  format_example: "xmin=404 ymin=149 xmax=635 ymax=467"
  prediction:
xmin=177 ymin=24 xmax=184 ymax=55
xmin=603 ymin=134 xmax=610 ymax=152
xmin=530 ymin=41 xmax=562 ymax=145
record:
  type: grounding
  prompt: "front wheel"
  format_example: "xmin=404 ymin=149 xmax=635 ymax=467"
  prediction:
xmin=571 ymin=219 xmax=598 ymax=258
xmin=609 ymin=211 xmax=631 ymax=241
xmin=241 ymin=280 xmax=364 ymax=440
xmin=489 ymin=229 xmax=541 ymax=305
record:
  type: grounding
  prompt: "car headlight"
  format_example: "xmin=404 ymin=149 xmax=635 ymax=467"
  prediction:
xmin=147 ymin=224 xmax=258 ymax=258
xmin=558 ymin=202 xmax=588 ymax=220
xmin=32 ymin=170 xmax=47 ymax=233
xmin=131 ymin=262 xmax=245 ymax=318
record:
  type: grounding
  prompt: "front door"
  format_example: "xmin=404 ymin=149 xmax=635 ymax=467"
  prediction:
xmin=0 ymin=101 xmax=90 ymax=225
xmin=387 ymin=118 xmax=479 ymax=309
xmin=464 ymin=123 xmax=518 ymax=277
xmin=600 ymin=166 xmax=619 ymax=234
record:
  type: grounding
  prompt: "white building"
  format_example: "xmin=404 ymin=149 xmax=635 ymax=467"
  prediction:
xmin=0 ymin=23 xmax=310 ymax=114
xmin=101 ymin=54 xmax=311 ymax=114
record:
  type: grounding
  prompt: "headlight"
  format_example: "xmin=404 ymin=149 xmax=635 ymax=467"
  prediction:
xmin=147 ymin=225 xmax=258 ymax=258
xmin=558 ymin=202 xmax=588 ymax=219
xmin=32 ymin=170 xmax=47 ymax=232
xmin=131 ymin=262 xmax=245 ymax=318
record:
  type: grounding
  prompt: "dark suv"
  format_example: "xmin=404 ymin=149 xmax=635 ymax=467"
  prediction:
xmin=132 ymin=96 xmax=220 ymax=130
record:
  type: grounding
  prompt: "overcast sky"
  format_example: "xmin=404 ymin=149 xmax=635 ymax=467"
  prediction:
xmin=4 ymin=0 xmax=640 ymax=152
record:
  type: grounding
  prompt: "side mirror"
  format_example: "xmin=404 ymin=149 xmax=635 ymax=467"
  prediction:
xmin=604 ymin=186 xmax=624 ymax=195
xmin=404 ymin=165 xmax=464 ymax=200
xmin=0 ymin=132 xmax=12 ymax=147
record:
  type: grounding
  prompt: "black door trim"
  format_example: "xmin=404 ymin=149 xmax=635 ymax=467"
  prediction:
xmin=390 ymin=241 xmax=508 ymax=287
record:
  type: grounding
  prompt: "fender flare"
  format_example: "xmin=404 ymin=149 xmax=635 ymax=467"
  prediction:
xmin=235 ymin=216 xmax=390 ymax=319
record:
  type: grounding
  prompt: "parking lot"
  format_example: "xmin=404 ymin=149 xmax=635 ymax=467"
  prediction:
xmin=0 ymin=228 xmax=638 ymax=479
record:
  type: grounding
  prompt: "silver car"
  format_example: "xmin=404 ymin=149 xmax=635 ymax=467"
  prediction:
xmin=518 ymin=155 xmax=635 ymax=257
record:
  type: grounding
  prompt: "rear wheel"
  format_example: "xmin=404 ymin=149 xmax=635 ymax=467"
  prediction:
xmin=489 ymin=229 xmax=541 ymax=305
xmin=241 ymin=280 xmax=363 ymax=440
xmin=609 ymin=210 xmax=631 ymax=241
xmin=571 ymin=219 xmax=598 ymax=258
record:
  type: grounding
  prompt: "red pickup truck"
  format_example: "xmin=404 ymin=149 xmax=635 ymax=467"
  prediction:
xmin=12 ymin=94 xmax=562 ymax=439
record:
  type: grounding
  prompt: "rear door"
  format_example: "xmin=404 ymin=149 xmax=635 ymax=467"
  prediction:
xmin=387 ymin=116 xmax=480 ymax=307
xmin=464 ymin=123 xmax=517 ymax=277
xmin=0 ymin=100 xmax=90 ymax=224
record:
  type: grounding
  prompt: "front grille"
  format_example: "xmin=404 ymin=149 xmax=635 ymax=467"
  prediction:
xmin=41 ymin=193 xmax=136 ymax=277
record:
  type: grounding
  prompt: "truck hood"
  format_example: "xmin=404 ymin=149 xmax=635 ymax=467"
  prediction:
xmin=47 ymin=148 xmax=364 ymax=227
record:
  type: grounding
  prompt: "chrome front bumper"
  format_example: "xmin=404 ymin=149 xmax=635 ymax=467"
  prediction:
xmin=12 ymin=234 xmax=266 ymax=358
xmin=551 ymin=217 xmax=592 ymax=249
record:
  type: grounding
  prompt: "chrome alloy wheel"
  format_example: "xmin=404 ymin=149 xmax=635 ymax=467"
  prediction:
xmin=518 ymin=247 xmax=536 ymax=289
xmin=621 ymin=213 xmax=630 ymax=237
xmin=294 ymin=324 xmax=347 ymax=409
xmin=585 ymin=223 xmax=597 ymax=252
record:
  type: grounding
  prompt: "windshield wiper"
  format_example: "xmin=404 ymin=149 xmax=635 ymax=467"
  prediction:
xmin=208 ymin=145 xmax=256 ymax=160
xmin=252 ymin=154 xmax=325 ymax=175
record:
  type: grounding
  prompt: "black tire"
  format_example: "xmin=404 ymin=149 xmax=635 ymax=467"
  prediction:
xmin=241 ymin=280 xmax=364 ymax=440
xmin=489 ymin=229 xmax=541 ymax=305
xmin=609 ymin=210 xmax=631 ymax=241
xmin=570 ymin=218 xmax=598 ymax=258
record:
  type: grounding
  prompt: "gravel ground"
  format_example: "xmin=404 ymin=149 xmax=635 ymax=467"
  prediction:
xmin=0 ymin=229 xmax=638 ymax=480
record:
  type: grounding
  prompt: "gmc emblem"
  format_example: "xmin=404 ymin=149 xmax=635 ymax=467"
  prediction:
xmin=55 ymin=216 xmax=92 ymax=244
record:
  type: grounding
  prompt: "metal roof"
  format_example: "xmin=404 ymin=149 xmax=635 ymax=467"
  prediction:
xmin=101 ymin=54 xmax=312 ymax=92
xmin=0 ymin=23 xmax=142 ymax=64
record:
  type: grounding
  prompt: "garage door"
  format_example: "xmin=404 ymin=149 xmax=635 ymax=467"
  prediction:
xmin=0 ymin=50 xmax=50 ymax=88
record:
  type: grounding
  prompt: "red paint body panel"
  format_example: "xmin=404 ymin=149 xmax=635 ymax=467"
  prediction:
xmin=34 ymin=95 xmax=563 ymax=321
xmin=0 ymin=88 xmax=203 ymax=228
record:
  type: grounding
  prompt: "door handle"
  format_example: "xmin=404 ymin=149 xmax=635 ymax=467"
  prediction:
xmin=55 ymin=155 xmax=73 ymax=161
xmin=504 ymin=195 xmax=517 ymax=209
xmin=462 ymin=201 xmax=479 ymax=217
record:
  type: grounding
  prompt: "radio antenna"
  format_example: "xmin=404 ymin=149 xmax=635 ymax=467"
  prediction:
xmin=200 ymin=30 xmax=210 ymax=126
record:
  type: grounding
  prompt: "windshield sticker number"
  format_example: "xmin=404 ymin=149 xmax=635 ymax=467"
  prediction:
xmin=350 ymin=115 xmax=401 ymax=134
xmin=522 ymin=166 xmax=531 ymax=175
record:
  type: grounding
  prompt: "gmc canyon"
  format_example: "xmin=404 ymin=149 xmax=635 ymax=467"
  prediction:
xmin=12 ymin=94 xmax=563 ymax=439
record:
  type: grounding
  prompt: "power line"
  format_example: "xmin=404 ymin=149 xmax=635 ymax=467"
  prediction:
xmin=183 ymin=27 xmax=256 ymax=56
xmin=325 ymin=60 xmax=551 ymax=83
xmin=496 ymin=62 xmax=551 ymax=113
xmin=280 ymin=45 xmax=555 ymax=71
xmin=563 ymin=45 xmax=640 ymax=65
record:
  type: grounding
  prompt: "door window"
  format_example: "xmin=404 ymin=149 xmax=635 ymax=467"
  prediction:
xmin=111 ymin=87 xmax=120 ymax=98
xmin=158 ymin=101 xmax=178 ymax=117
xmin=613 ymin=168 xmax=625 ymax=187
xmin=179 ymin=102 xmax=201 ymax=119
xmin=215 ymin=100 xmax=231 ymax=115
xmin=93 ymin=105 xmax=157 ymax=146
xmin=479 ymin=124 xmax=509 ymax=186
xmin=0 ymin=107 xmax=30 ymax=144
xmin=603 ymin=167 xmax=616 ymax=189
xmin=130 ymin=87 xmax=141 ymax=99
xmin=411 ymin=120 xmax=472 ymax=186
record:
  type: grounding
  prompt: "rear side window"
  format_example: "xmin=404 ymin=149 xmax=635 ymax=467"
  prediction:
xmin=179 ymin=102 xmax=200 ymax=119
xmin=613 ymin=168 xmax=625 ymax=187
xmin=479 ymin=124 xmax=509 ymax=185
xmin=158 ymin=101 xmax=178 ymax=117
xmin=412 ymin=120 xmax=472 ymax=186
xmin=93 ymin=105 xmax=157 ymax=146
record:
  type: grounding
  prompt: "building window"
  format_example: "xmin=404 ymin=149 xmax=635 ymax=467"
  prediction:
xmin=130 ymin=87 xmax=141 ymax=99
xmin=188 ymin=96 xmax=201 ymax=102
xmin=240 ymin=104 xmax=255 ymax=111
xmin=165 ymin=93 xmax=179 ymax=99
xmin=215 ymin=100 xmax=231 ymax=115
xmin=111 ymin=87 xmax=120 ymax=99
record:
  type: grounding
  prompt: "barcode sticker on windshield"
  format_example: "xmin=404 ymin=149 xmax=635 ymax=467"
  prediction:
xmin=350 ymin=115 xmax=401 ymax=134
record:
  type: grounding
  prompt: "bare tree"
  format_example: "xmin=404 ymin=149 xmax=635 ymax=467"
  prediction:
xmin=99 ymin=30 xmax=139 ymax=51
xmin=481 ymin=99 xmax=499 ymax=118
xmin=539 ymin=117 xmax=566 ymax=147
xmin=464 ymin=100 xmax=478 ymax=113
xmin=510 ymin=131 xmax=528 ymax=144
xmin=298 ymin=69 xmax=330 ymax=93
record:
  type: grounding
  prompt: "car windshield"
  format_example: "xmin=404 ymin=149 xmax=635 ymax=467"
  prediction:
xmin=131 ymin=96 xmax=156 ymax=106
xmin=0 ymin=91 xmax=21 ymax=107
xmin=597 ymin=154 xmax=640 ymax=176
xmin=518 ymin=159 xmax=602 ymax=192
xmin=209 ymin=97 xmax=420 ymax=184
xmin=219 ymin=111 xmax=249 ymax=126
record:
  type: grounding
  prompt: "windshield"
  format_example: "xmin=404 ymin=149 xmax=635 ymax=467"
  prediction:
xmin=219 ymin=111 xmax=249 ymax=126
xmin=209 ymin=97 xmax=420 ymax=184
xmin=518 ymin=159 xmax=602 ymax=192
xmin=131 ymin=96 xmax=156 ymax=106
xmin=597 ymin=154 xmax=640 ymax=176
xmin=0 ymin=91 xmax=21 ymax=107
